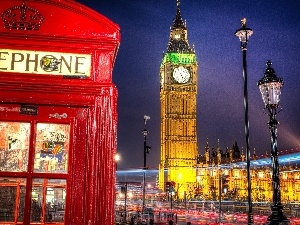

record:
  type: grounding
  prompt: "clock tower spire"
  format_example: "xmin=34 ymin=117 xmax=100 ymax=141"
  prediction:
xmin=159 ymin=0 xmax=198 ymax=199
xmin=167 ymin=0 xmax=194 ymax=54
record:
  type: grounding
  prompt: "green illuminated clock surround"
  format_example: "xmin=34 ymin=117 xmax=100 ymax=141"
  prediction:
xmin=161 ymin=52 xmax=196 ymax=65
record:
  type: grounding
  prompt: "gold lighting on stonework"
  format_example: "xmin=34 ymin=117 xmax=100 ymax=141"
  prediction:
xmin=193 ymin=142 xmax=300 ymax=204
xmin=159 ymin=0 xmax=198 ymax=199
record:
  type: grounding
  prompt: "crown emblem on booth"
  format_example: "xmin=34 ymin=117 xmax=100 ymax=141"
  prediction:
xmin=1 ymin=2 xmax=44 ymax=30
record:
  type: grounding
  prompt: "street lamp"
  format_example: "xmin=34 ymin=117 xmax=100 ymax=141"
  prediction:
xmin=142 ymin=115 xmax=151 ymax=213
xmin=234 ymin=18 xmax=254 ymax=225
xmin=143 ymin=115 xmax=151 ymax=169
xmin=257 ymin=60 xmax=290 ymax=225
xmin=114 ymin=153 xmax=121 ymax=170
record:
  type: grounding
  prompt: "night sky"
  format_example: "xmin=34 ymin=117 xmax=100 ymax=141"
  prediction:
xmin=77 ymin=0 xmax=300 ymax=169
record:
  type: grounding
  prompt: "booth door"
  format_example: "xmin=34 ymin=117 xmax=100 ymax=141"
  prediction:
xmin=0 ymin=104 xmax=87 ymax=225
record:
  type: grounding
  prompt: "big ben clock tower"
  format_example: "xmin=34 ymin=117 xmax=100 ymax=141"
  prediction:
xmin=159 ymin=0 xmax=198 ymax=199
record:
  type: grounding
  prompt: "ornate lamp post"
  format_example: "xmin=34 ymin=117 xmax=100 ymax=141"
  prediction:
xmin=234 ymin=18 xmax=254 ymax=225
xmin=258 ymin=61 xmax=290 ymax=225
xmin=142 ymin=115 xmax=151 ymax=213
xmin=143 ymin=115 xmax=151 ymax=169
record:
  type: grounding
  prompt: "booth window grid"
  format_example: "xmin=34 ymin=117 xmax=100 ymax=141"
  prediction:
xmin=0 ymin=121 xmax=69 ymax=224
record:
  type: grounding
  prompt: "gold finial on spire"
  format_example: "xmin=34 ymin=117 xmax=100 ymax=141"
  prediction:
xmin=241 ymin=18 xmax=247 ymax=27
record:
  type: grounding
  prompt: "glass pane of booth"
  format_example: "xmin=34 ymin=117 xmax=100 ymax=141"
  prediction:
xmin=0 ymin=177 xmax=26 ymax=222
xmin=0 ymin=122 xmax=30 ymax=172
xmin=31 ymin=178 xmax=66 ymax=223
xmin=34 ymin=123 xmax=70 ymax=173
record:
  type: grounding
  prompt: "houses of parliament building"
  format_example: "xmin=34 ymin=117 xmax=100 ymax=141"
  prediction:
xmin=193 ymin=140 xmax=300 ymax=204
xmin=117 ymin=141 xmax=300 ymax=206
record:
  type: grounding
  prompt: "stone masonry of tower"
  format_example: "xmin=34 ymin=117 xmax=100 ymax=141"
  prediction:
xmin=159 ymin=0 xmax=198 ymax=199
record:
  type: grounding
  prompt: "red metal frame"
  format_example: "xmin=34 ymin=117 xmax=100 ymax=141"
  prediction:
xmin=0 ymin=0 xmax=120 ymax=224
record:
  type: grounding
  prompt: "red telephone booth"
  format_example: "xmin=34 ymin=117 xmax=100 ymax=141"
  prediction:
xmin=0 ymin=0 xmax=120 ymax=224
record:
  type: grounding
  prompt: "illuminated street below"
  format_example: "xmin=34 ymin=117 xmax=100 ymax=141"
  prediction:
xmin=115 ymin=199 xmax=300 ymax=225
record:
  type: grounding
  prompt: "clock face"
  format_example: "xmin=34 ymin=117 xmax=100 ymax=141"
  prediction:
xmin=172 ymin=66 xmax=190 ymax=83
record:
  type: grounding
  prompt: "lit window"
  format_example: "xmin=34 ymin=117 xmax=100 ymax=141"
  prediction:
xmin=258 ymin=172 xmax=264 ymax=178
xmin=174 ymin=34 xmax=180 ymax=39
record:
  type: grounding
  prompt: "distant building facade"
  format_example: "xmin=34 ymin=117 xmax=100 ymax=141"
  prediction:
xmin=195 ymin=143 xmax=300 ymax=204
xmin=118 ymin=148 xmax=300 ymax=204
